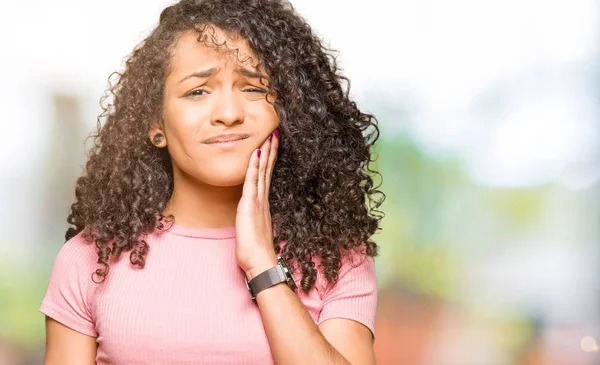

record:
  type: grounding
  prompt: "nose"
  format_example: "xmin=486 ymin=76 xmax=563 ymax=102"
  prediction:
xmin=210 ymin=88 xmax=244 ymax=127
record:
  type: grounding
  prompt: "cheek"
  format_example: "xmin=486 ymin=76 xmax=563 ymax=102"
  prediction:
xmin=164 ymin=99 xmax=278 ymax=187
xmin=163 ymin=101 xmax=205 ymax=161
xmin=253 ymin=103 xmax=279 ymax=129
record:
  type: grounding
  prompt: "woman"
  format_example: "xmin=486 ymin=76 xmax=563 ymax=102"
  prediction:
xmin=40 ymin=0 xmax=385 ymax=364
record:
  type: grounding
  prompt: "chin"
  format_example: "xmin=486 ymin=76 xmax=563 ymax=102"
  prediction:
xmin=198 ymin=167 xmax=247 ymax=187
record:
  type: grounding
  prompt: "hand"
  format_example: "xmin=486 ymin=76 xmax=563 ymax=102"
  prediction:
xmin=235 ymin=128 xmax=280 ymax=280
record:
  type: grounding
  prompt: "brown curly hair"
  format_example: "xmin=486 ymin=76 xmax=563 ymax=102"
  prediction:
xmin=66 ymin=0 xmax=385 ymax=293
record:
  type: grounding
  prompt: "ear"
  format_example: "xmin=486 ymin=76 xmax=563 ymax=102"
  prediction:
xmin=149 ymin=122 xmax=167 ymax=148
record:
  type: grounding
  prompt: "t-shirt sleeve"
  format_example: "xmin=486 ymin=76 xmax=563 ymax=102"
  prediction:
xmin=39 ymin=231 xmax=99 ymax=337
xmin=316 ymin=249 xmax=378 ymax=339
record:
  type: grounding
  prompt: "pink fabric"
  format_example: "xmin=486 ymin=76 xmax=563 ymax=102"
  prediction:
xmin=40 ymin=223 xmax=378 ymax=365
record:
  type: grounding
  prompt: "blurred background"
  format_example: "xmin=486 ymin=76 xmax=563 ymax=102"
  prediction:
xmin=0 ymin=0 xmax=598 ymax=364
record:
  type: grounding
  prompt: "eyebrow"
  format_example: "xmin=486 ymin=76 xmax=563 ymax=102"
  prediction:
xmin=179 ymin=66 xmax=266 ymax=83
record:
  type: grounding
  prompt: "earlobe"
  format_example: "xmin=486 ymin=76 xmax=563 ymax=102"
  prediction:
xmin=150 ymin=130 xmax=167 ymax=148
xmin=149 ymin=119 xmax=168 ymax=147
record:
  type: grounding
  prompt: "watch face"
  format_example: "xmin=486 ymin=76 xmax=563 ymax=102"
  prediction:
xmin=278 ymin=257 xmax=297 ymax=291
xmin=244 ymin=277 xmax=254 ymax=297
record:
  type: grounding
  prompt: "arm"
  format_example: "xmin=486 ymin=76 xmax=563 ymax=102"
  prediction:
xmin=246 ymin=255 xmax=376 ymax=365
xmin=237 ymin=132 xmax=377 ymax=364
xmin=44 ymin=316 xmax=97 ymax=365
xmin=40 ymin=232 xmax=100 ymax=365
xmin=319 ymin=317 xmax=377 ymax=365
xmin=249 ymin=275 xmax=376 ymax=365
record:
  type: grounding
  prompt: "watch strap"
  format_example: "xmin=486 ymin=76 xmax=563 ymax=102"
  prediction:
xmin=245 ymin=265 xmax=286 ymax=299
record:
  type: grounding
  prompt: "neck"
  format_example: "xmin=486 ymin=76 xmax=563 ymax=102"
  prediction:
xmin=163 ymin=167 xmax=242 ymax=229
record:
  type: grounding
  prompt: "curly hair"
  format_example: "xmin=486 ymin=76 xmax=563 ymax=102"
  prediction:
xmin=66 ymin=0 xmax=385 ymax=293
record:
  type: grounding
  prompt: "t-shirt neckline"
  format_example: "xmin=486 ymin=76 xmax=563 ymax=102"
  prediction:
xmin=161 ymin=221 xmax=236 ymax=240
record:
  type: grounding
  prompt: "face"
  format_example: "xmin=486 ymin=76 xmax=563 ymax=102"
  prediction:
xmin=152 ymin=27 xmax=279 ymax=187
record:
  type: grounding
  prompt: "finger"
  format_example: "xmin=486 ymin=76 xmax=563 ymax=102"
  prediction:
xmin=257 ymin=132 xmax=272 ymax=201
xmin=242 ymin=148 xmax=261 ymax=200
xmin=265 ymin=129 xmax=279 ymax=198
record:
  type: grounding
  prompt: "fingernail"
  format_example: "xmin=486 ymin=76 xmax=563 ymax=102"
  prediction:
xmin=269 ymin=133 xmax=273 ymax=141
xmin=274 ymin=129 xmax=280 ymax=138
xmin=257 ymin=149 xmax=261 ymax=158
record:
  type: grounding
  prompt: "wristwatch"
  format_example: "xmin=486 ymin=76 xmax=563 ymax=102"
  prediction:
xmin=245 ymin=256 xmax=297 ymax=299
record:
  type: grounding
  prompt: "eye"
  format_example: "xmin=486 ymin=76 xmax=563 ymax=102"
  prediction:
xmin=245 ymin=87 xmax=267 ymax=93
xmin=184 ymin=88 xmax=208 ymax=97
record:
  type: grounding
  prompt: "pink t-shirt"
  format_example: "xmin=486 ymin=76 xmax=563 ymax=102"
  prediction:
xmin=40 ymin=223 xmax=377 ymax=364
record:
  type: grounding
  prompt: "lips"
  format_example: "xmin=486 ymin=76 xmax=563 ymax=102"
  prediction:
xmin=202 ymin=133 xmax=250 ymax=144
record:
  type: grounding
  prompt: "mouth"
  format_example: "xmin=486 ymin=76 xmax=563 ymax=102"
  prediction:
xmin=202 ymin=133 xmax=250 ymax=144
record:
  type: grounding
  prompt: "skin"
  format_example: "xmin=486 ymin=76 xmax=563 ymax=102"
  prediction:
xmin=154 ymin=29 xmax=280 ymax=231
xmin=45 ymin=28 xmax=375 ymax=365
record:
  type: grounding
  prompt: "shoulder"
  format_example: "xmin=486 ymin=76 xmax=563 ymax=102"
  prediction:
xmin=53 ymin=230 xmax=100 ymax=272
xmin=314 ymin=247 xmax=378 ymax=337
xmin=318 ymin=247 xmax=377 ymax=293
xmin=40 ymin=229 xmax=101 ymax=337
xmin=45 ymin=229 xmax=103 ymax=293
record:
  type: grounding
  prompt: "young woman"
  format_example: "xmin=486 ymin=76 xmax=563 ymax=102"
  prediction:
xmin=40 ymin=0 xmax=384 ymax=364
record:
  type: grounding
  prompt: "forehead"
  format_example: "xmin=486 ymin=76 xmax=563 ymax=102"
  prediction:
xmin=168 ymin=27 xmax=261 ymax=76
